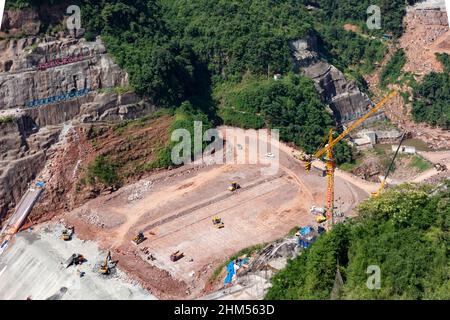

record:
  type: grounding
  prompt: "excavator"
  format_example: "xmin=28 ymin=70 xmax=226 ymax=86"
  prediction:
xmin=228 ymin=182 xmax=240 ymax=192
xmin=99 ymin=251 xmax=111 ymax=275
xmin=212 ymin=216 xmax=225 ymax=229
xmin=372 ymin=133 xmax=406 ymax=197
xmin=132 ymin=232 xmax=146 ymax=245
xmin=60 ymin=226 xmax=74 ymax=241
xmin=304 ymin=91 xmax=398 ymax=229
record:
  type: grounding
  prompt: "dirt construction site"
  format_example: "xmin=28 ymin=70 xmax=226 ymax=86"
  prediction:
xmin=2 ymin=125 xmax=448 ymax=299
xmin=5 ymin=128 xmax=369 ymax=299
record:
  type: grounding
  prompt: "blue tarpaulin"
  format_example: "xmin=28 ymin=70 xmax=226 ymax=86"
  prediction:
xmin=300 ymin=226 xmax=312 ymax=236
xmin=36 ymin=181 xmax=45 ymax=188
xmin=298 ymin=239 xmax=311 ymax=249
xmin=224 ymin=261 xmax=235 ymax=285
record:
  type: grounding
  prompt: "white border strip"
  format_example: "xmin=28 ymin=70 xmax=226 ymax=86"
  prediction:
xmin=0 ymin=0 xmax=5 ymax=31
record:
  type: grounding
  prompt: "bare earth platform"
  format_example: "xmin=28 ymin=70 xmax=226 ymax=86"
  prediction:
xmin=0 ymin=129 xmax=373 ymax=299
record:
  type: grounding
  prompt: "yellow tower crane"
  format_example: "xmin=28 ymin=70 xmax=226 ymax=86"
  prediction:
xmin=304 ymin=91 xmax=398 ymax=229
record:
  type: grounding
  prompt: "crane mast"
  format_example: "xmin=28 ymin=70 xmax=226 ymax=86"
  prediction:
xmin=305 ymin=91 xmax=398 ymax=229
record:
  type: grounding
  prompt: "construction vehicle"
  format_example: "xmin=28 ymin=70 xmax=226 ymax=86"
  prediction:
xmin=60 ymin=226 xmax=74 ymax=241
xmin=435 ymin=163 xmax=447 ymax=172
xmin=372 ymin=133 xmax=406 ymax=197
xmin=170 ymin=250 xmax=184 ymax=262
xmin=295 ymin=152 xmax=309 ymax=162
xmin=65 ymin=254 xmax=85 ymax=268
xmin=228 ymin=182 xmax=240 ymax=192
xmin=132 ymin=232 xmax=146 ymax=245
xmin=316 ymin=214 xmax=327 ymax=224
xmin=304 ymin=91 xmax=398 ymax=229
xmin=212 ymin=216 xmax=225 ymax=229
xmin=99 ymin=251 xmax=111 ymax=275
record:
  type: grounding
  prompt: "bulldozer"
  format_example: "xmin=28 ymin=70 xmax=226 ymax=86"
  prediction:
xmin=228 ymin=182 xmax=240 ymax=192
xmin=99 ymin=251 xmax=111 ymax=275
xmin=132 ymin=232 xmax=146 ymax=245
xmin=60 ymin=226 xmax=74 ymax=241
xmin=316 ymin=214 xmax=327 ymax=224
xmin=212 ymin=216 xmax=224 ymax=229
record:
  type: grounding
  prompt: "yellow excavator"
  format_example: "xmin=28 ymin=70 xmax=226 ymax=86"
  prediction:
xmin=60 ymin=226 xmax=74 ymax=241
xmin=99 ymin=251 xmax=111 ymax=275
xmin=212 ymin=216 xmax=225 ymax=229
xmin=132 ymin=232 xmax=146 ymax=245
xmin=228 ymin=182 xmax=240 ymax=192
xmin=304 ymin=91 xmax=398 ymax=229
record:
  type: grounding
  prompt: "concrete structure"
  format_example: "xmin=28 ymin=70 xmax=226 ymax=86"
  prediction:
xmin=394 ymin=145 xmax=416 ymax=154
xmin=354 ymin=129 xmax=403 ymax=149
xmin=0 ymin=224 xmax=156 ymax=300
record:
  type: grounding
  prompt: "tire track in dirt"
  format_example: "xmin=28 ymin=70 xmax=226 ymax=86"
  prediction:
xmin=142 ymin=174 xmax=285 ymax=233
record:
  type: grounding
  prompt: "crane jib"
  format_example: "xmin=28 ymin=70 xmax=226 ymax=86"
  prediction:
xmin=313 ymin=91 xmax=398 ymax=160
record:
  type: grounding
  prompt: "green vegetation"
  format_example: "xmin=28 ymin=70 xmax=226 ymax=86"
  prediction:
xmin=437 ymin=53 xmax=450 ymax=73
xmin=144 ymin=102 xmax=214 ymax=170
xmin=307 ymin=0 xmax=420 ymax=38
xmin=87 ymin=155 xmax=120 ymax=186
xmin=266 ymin=183 xmax=450 ymax=299
xmin=412 ymin=54 xmax=450 ymax=129
xmin=0 ymin=115 xmax=16 ymax=124
xmin=339 ymin=158 xmax=363 ymax=172
xmin=8 ymin=0 xmax=417 ymax=165
xmin=318 ymin=25 xmax=386 ymax=77
xmin=380 ymin=49 xmax=406 ymax=88
xmin=215 ymin=74 xmax=353 ymax=163
xmin=409 ymin=155 xmax=432 ymax=172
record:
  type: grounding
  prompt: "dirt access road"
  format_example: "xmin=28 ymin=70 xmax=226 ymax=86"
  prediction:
xmin=59 ymin=128 xmax=370 ymax=299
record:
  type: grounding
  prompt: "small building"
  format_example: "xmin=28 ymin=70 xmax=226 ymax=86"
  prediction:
xmin=354 ymin=136 xmax=374 ymax=150
xmin=393 ymin=145 xmax=416 ymax=155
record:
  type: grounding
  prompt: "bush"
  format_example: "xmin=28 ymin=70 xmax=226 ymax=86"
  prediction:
xmin=266 ymin=183 xmax=450 ymax=300
xmin=216 ymin=74 xmax=353 ymax=163
xmin=380 ymin=49 xmax=406 ymax=88
xmin=87 ymin=155 xmax=120 ymax=186
xmin=0 ymin=115 xmax=16 ymax=124
xmin=412 ymin=71 xmax=450 ymax=128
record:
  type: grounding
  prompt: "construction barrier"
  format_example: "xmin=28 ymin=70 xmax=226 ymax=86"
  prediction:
xmin=25 ymin=88 xmax=91 ymax=108
xmin=36 ymin=46 xmax=100 ymax=71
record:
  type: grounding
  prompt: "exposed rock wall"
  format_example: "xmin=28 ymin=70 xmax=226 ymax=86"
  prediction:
xmin=290 ymin=38 xmax=381 ymax=125
xmin=0 ymin=38 xmax=128 ymax=110
xmin=0 ymin=2 xmax=71 ymax=38
xmin=0 ymin=8 xmax=158 ymax=221
xmin=0 ymin=113 xmax=59 ymax=219
xmin=0 ymin=9 xmax=41 ymax=38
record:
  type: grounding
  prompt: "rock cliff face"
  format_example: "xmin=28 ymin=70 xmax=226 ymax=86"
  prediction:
xmin=290 ymin=38 xmax=383 ymax=125
xmin=0 ymin=112 xmax=59 ymax=217
xmin=0 ymin=38 xmax=127 ymax=110
xmin=0 ymin=8 xmax=160 ymax=221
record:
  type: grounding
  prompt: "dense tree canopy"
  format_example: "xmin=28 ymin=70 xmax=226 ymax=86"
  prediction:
xmin=5 ymin=0 xmax=416 ymax=163
xmin=215 ymin=74 xmax=352 ymax=162
xmin=266 ymin=183 xmax=450 ymax=300
xmin=412 ymin=54 xmax=450 ymax=129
